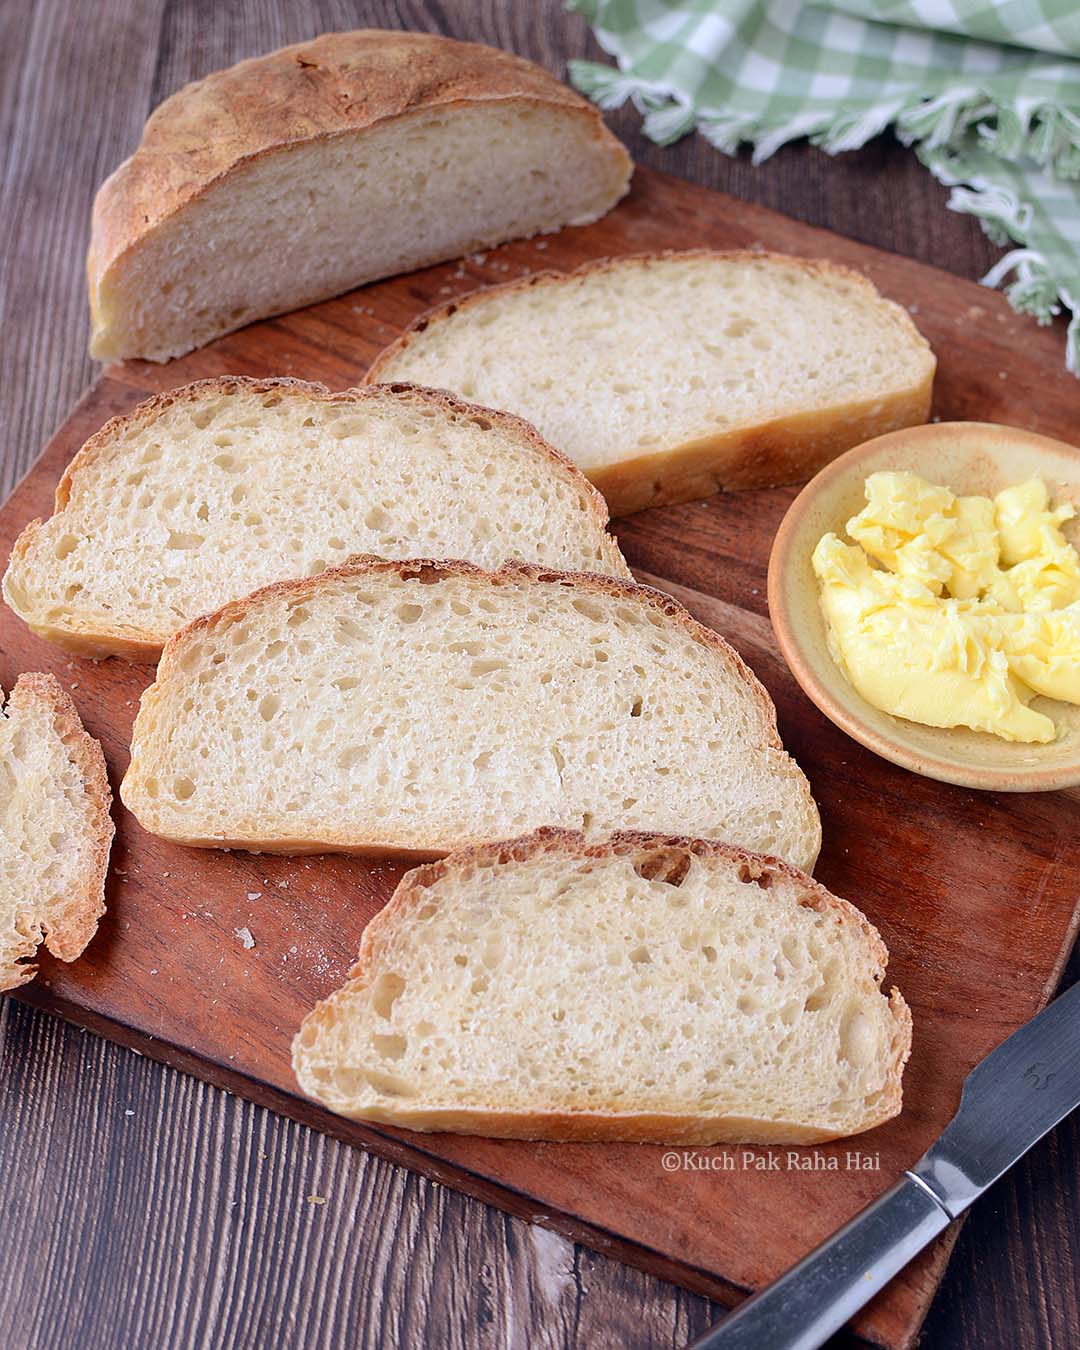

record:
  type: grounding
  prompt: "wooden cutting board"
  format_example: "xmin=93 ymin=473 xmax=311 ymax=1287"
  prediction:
xmin=4 ymin=166 xmax=1079 ymax=1350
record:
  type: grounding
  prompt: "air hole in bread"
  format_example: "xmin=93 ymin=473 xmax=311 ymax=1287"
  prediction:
xmin=839 ymin=1005 xmax=876 ymax=1067
xmin=633 ymin=850 xmax=691 ymax=888
xmin=471 ymin=658 xmax=507 ymax=676
xmin=371 ymin=971 xmax=406 ymax=1019
xmin=361 ymin=1068 xmax=413 ymax=1098
xmin=572 ymin=598 xmax=605 ymax=622
xmin=255 ymin=694 xmax=280 ymax=722
xmin=166 ymin=531 xmax=205 ymax=551
xmin=371 ymin=1032 xmax=407 ymax=1061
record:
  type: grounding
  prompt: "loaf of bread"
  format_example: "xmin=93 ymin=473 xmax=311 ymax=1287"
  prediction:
xmin=367 ymin=251 xmax=936 ymax=515
xmin=87 ymin=31 xmax=632 ymax=363
xmin=1 ymin=674 xmax=113 ymax=991
xmin=293 ymin=829 xmax=910 ymax=1143
xmin=3 ymin=377 xmax=629 ymax=661
xmin=121 ymin=559 xmax=820 ymax=869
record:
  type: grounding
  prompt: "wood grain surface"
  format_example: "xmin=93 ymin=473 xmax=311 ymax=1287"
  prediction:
xmin=1 ymin=4 xmax=1078 ymax=1350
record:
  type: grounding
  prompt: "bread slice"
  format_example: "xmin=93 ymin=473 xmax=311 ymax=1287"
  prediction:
xmin=121 ymin=559 xmax=820 ymax=869
xmin=367 ymin=251 xmax=936 ymax=515
xmin=87 ymin=31 xmax=632 ymax=363
xmin=0 ymin=673 xmax=113 ymax=991
xmin=293 ymin=829 xmax=910 ymax=1143
xmin=3 ymin=377 xmax=630 ymax=661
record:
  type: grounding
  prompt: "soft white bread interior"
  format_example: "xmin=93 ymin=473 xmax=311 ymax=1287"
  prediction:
xmin=3 ymin=377 xmax=629 ymax=661
xmin=293 ymin=829 xmax=911 ymax=1143
xmin=121 ymin=559 xmax=820 ymax=869
xmin=368 ymin=251 xmax=936 ymax=515
xmin=88 ymin=31 xmax=632 ymax=363
xmin=0 ymin=673 xmax=113 ymax=991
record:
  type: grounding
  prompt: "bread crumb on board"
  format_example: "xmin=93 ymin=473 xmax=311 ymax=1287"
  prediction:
xmin=234 ymin=926 xmax=256 ymax=950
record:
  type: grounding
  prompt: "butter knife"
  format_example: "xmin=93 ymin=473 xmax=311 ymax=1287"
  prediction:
xmin=689 ymin=977 xmax=1080 ymax=1350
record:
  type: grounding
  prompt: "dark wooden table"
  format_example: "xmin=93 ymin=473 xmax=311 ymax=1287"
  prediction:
xmin=1 ymin=3 xmax=1078 ymax=1347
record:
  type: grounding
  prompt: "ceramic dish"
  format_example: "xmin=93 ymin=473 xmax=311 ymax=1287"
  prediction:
xmin=768 ymin=421 xmax=1080 ymax=791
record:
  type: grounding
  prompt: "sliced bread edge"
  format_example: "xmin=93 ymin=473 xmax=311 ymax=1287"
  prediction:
xmin=292 ymin=827 xmax=911 ymax=1144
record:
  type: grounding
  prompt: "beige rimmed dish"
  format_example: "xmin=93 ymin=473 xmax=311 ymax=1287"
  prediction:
xmin=768 ymin=421 xmax=1080 ymax=791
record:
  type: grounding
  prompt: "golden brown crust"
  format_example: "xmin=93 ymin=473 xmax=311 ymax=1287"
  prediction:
xmin=366 ymin=249 xmax=936 ymax=514
xmin=586 ymin=380 xmax=934 ymax=515
xmin=4 ymin=376 xmax=629 ymax=661
xmin=88 ymin=31 xmax=631 ymax=310
xmin=293 ymin=828 xmax=911 ymax=1143
xmin=316 ymin=1102 xmax=895 ymax=1146
xmin=1 ymin=673 xmax=113 ymax=990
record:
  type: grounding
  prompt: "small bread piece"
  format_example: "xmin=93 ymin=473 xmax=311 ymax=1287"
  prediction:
xmin=0 ymin=674 xmax=113 ymax=991
xmin=121 ymin=559 xmax=820 ymax=869
xmin=3 ymin=377 xmax=630 ymax=661
xmin=88 ymin=30 xmax=632 ymax=363
xmin=293 ymin=829 xmax=911 ymax=1143
xmin=367 ymin=251 xmax=936 ymax=515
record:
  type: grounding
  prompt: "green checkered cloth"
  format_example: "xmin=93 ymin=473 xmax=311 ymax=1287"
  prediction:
xmin=568 ymin=0 xmax=1080 ymax=373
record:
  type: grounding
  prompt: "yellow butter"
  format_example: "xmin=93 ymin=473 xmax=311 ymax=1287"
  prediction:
xmin=812 ymin=471 xmax=1080 ymax=744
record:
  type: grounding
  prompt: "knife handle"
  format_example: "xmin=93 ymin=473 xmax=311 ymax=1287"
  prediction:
xmin=687 ymin=1174 xmax=952 ymax=1350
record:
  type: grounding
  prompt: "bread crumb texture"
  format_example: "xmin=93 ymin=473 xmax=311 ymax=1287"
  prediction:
xmin=371 ymin=251 xmax=936 ymax=511
xmin=3 ymin=378 xmax=628 ymax=658
xmin=121 ymin=560 xmax=820 ymax=869
xmin=0 ymin=674 xmax=113 ymax=990
xmin=293 ymin=830 xmax=910 ymax=1143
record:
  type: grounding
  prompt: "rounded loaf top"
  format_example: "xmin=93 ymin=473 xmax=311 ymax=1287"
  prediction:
xmin=89 ymin=29 xmax=630 ymax=286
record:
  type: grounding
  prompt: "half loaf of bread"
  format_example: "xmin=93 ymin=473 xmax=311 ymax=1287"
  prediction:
xmin=121 ymin=559 xmax=820 ymax=869
xmin=1 ymin=674 xmax=113 ymax=991
xmin=3 ymin=377 xmax=630 ymax=661
xmin=88 ymin=30 xmax=632 ymax=362
xmin=367 ymin=251 xmax=936 ymax=515
xmin=293 ymin=829 xmax=911 ymax=1143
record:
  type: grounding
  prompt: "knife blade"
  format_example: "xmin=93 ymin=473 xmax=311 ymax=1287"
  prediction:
xmin=688 ymin=978 xmax=1080 ymax=1350
xmin=912 ymin=975 xmax=1080 ymax=1214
